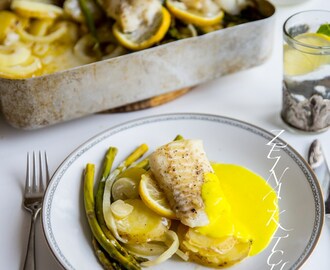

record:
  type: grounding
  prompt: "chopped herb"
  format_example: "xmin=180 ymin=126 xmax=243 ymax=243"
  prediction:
xmin=317 ymin=23 xmax=330 ymax=36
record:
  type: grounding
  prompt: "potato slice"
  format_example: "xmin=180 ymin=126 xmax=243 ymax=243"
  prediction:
xmin=178 ymin=224 xmax=251 ymax=268
xmin=115 ymin=199 xmax=170 ymax=244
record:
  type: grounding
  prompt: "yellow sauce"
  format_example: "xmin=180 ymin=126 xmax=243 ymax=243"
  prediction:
xmin=197 ymin=164 xmax=279 ymax=256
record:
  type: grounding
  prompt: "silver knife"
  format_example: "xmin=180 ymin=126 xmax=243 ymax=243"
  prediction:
xmin=308 ymin=139 xmax=330 ymax=217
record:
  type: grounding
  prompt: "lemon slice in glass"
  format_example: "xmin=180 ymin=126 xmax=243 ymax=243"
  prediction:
xmin=284 ymin=33 xmax=330 ymax=76
xmin=166 ymin=0 xmax=224 ymax=27
xmin=113 ymin=7 xmax=171 ymax=51
xmin=139 ymin=172 xmax=176 ymax=219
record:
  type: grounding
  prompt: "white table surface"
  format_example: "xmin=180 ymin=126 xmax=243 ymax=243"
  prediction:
xmin=0 ymin=0 xmax=329 ymax=269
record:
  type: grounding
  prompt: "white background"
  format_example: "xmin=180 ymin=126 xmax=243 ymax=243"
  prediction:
xmin=0 ymin=0 xmax=329 ymax=269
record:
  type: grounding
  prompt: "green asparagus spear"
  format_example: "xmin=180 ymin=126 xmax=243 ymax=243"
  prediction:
xmin=95 ymin=148 xmax=142 ymax=259
xmin=118 ymin=144 xmax=149 ymax=172
xmin=78 ymin=0 xmax=99 ymax=47
xmin=92 ymin=237 xmax=122 ymax=270
xmin=84 ymin=163 xmax=141 ymax=270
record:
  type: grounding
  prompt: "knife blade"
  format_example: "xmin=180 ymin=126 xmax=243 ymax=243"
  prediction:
xmin=308 ymin=139 xmax=330 ymax=216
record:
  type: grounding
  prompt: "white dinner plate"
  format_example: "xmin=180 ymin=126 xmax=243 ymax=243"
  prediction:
xmin=42 ymin=113 xmax=324 ymax=270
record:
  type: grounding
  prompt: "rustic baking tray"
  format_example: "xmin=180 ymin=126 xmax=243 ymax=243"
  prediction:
xmin=0 ymin=0 xmax=275 ymax=129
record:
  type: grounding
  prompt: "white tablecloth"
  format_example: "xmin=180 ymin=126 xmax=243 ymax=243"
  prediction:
xmin=0 ymin=0 xmax=329 ymax=269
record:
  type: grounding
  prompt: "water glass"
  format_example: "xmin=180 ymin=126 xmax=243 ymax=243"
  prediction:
xmin=281 ymin=10 xmax=330 ymax=132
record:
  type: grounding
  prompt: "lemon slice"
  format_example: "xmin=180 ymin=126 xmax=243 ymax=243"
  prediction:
xmin=139 ymin=172 xmax=176 ymax=219
xmin=11 ymin=0 xmax=63 ymax=19
xmin=166 ymin=0 xmax=224 ymax=27
xmin=297 ymin=32 xmax=330 ymax=45
xmin=284 ymin=33 xmax=330 ymax=76
xmin=113 ymin=7 xmax=171 ymax=51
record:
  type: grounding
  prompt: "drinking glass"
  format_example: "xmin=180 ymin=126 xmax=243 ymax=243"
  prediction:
xmin=281 ymin=10 xmax=330 ymax=132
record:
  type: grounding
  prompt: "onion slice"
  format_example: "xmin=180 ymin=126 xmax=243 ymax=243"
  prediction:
xmin=17 ymin=22 xmax=66 ymax=43
xmin=0 ymin=56 xmax=41 ymax=79
xmin=141 ymin=230 xmax=179 ymax=267
xmin=0 ymin=45 xmax=31 ymax=67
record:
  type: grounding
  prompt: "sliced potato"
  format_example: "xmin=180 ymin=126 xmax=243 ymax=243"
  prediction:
xmin=115 ymin=199 xmax=170 ymax=244
xmin=185 ymin=239 xmax=251 ymax=268
xmin=178 ymin=224 xmax=251 ymax=268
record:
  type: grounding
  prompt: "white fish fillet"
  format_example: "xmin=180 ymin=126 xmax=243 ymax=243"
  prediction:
xmin=98 ymin=0 xmax=162 ymax=33
xmin=215 ymin=0 xmax=248 ymax=15
xmin=149 ymin=139 xmax=212 ymax=227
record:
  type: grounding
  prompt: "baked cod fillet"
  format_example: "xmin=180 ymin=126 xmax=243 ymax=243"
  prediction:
xmin=98 ymin=0 xmax=162 ymax=33
xmin=149 ymin=139 xmax=212 ymax=227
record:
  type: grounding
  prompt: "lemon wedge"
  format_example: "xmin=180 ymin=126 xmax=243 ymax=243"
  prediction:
xmin=113 ymin=7 xmax=171 ymax=51
xmin=166 ymin=0 xmax=224 ymax=27
xmin=139 ymin=172 xmax=176 ymax=219
xmin=11 ymin=0 xmax=63 ymax=19
xmin=284 ymin=33 xmax=330 ymax=76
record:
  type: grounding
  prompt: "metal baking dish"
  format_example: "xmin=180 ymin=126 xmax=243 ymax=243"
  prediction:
xmin=0 ymin=0 xmax=275 ymax=129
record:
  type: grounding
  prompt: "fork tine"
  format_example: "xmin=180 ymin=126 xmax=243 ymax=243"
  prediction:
xmin=44 ymin=151 xmax=50 ymax=185
xmin=32 ymin=151 xmax=38 ymax=192
xmin=39 ymin=151 xmax=44 ymax=192
xmin=25 ymin=153 xmax=31 ymax=194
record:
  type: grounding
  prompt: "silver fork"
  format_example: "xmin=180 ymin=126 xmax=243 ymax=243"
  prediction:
xmin=23 ymin=151 xmax=50 ymax=270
